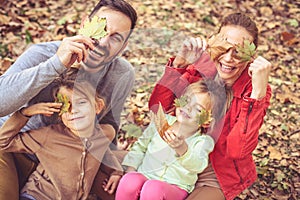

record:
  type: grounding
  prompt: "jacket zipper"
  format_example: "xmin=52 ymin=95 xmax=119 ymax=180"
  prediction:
xmin=243 ymin=102 xmax=254 ymax=133
xmin=233 ymin=160 xmax=244 ymax=184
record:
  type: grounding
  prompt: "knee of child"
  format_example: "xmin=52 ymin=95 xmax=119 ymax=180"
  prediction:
xmin=140 ymin=180 xmax=165 ymax=198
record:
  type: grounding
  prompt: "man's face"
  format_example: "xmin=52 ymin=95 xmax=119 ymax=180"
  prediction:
xmin=82 ymin=7 xmax=132 ymax=72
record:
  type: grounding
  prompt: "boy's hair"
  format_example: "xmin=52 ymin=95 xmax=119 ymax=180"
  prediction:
xmin=185 ymin=79 xmax=227 ymax=132
xmin=52 ymin=68 xmax=105 ymax=111
xmin=89 ymin=0 xmax=137 ymax=38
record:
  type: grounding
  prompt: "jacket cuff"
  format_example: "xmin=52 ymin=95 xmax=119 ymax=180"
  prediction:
xmin=242 ymin=91 xmax=266 ymax=108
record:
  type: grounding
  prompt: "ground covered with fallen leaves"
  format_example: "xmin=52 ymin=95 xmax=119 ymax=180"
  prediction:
xmin=0 ymin=0 xmax=299 ymax=199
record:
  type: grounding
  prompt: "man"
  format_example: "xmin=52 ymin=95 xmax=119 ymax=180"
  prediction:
xmin=0 ymin=0 xmax=137 ymax=199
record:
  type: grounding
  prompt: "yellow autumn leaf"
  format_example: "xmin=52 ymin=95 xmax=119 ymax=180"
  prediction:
xmin=78 ymin=16 xmax=107 ymax=40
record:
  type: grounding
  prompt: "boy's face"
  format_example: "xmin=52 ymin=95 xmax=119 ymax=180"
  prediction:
xmin=175 ymin=92 xmax=211 ymax=130
xmin=82 ymin=7 xmax=132 ymax=72
xmin=59 ymin=87 xmax=97 ymax=136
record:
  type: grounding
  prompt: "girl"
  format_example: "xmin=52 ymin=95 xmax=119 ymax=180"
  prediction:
xmin=116 ymin=79 xmax=227 ymax=200
xmin=0 ymin=69 xmax=123 ymax=200
xmin=149 ymin=13 xmax=272 ymax=200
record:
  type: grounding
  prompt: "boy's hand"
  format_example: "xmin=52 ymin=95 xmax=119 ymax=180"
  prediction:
xmin=102 ymin=174 xmax=122 ymax=194
xmin=21 ymin=102 xmax=62 ymax=117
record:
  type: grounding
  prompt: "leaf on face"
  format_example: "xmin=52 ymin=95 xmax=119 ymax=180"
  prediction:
xmin=56 ymin=93 xmax=70 ymax=116
xmin=174 ymin=95 xmax=188 ymax=108
xmin=206 ymin=34 xmax=234 ymax=61
xmin=196 ymin=109 xmax=212 ymax=127
xmin=152 ymin=103 xmax=170 ymax=138
xmin=235 ymin=40 xmax=256 ymax=62
xmin=78 ymin=16 xmax=108 ymax=40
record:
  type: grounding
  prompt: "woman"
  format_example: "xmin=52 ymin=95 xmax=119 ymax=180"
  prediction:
xmin=149 ymin=13 xmax=272 ymax=200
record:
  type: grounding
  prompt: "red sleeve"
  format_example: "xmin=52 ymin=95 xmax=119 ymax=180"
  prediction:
xmin=149 ymin=54 xmax=216 ymax=114
xmin=226 ymin=85 xmax=272 ymax=159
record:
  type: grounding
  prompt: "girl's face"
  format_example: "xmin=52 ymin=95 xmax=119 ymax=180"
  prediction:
xmin=217 ymin=25 xmax=254 ymax=86
xmin=175 ymin=92 xmax=211 ymax=131
xmin=59 ymin=87 xmax=99 ymax=137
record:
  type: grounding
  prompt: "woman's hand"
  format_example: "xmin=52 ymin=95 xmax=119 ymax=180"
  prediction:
xmin=21 ymin=102 xmax=62 ymax=117
xmin=163 ymin=129 xmax=188 ymax=156
xmin=102 ymin=174 xmax=122 ymax=194
xmin=249 ymin=56 xmax=271 ymax=99
xmin=173 ymin=37 xmax=207 ymax=68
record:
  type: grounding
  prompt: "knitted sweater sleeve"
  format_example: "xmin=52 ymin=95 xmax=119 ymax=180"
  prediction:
xmin=0 ymin=41 xmax=66 ymax=116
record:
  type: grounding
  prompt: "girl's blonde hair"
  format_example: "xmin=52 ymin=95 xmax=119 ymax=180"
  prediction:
xmin=184 ymin=79 xmax=228 ymax=132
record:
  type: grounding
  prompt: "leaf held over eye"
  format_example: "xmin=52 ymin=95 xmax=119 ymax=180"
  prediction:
xmin=174 ymin=95 xmax=188 ymax=108
xmin=207 ymin=34 xmax=234 ymax=61
xmin=196 ymin=109 xmax=212 ymax=127
xmin=78 ymin=16 xmax=108 ymax=40
xmin=152 ymin=103 xmax=170 ymax=138
xmin=235 ymin=40 xmax=256 ymax=62
xmin=56 ymin=93 xmax=70 ymax=116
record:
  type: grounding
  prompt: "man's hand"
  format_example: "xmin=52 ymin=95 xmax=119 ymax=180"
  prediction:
xmin=173 ymin=37 xmax=207 ymax=68
xmin=102 ymin=174 xmax=122 ymax=194
xmin=56 ymin=35 xmax=95 ymax=68
xmin=249 ymin=56 xmax=271 ymax=99
xmin=21 ymin=102 xmax=62 ymax=117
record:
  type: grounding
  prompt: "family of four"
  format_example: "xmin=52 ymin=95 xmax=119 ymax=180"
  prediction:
xmin=0 ymin=0 xmax=271 ymax=200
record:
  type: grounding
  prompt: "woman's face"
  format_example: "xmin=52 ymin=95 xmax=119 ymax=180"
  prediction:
xmin=217 ymin=25 xmax=254 ymax=86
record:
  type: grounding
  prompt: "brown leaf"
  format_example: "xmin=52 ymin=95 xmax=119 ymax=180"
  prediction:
xmin=206 ymin=34 xmax=234 ymax=61
xmin=152 ymin=103 xmax=170 ymax=138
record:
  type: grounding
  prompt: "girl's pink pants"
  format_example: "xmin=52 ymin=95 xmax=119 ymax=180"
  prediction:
xmin=115 ymin=172 xmax=188 ymax=200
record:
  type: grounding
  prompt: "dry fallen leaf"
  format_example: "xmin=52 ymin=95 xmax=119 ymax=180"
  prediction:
xmin=206 ymin=34 xmax=234 ymax=61
xmin=152 ymin=103 xmax=170 ymax=138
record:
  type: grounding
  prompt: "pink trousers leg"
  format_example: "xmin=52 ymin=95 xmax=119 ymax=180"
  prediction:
xmin=115 ymin=172 xmax=148 ymax=200
xmin=140 ymin=179 xmax=188 ymax=200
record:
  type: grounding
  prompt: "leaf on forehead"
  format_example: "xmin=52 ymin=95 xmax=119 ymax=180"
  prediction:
xmin=196 ymin=109 xmax=212 ymax=127
xmin=235 ymin=40 xmax=256 ymax=62
xmin=152 ymin=103 xmax=170 ymax=138
xmin=174 ymin=95 xmax=188 ymax=108
xmin=206 ymin=34 xmax=234 ymax=61
xmin=56 ymin=93 xmax=70 ymax=116
xmin=78 ymin=16 xmax=108 ymax=40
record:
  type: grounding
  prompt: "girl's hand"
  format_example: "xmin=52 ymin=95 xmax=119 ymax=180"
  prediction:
xmin=163 ymin=129 xmax=188 ymax=156
xmin=173 ymin=37 xmax=207 ymax=68
xmin=248 ymin=56 xmax=271 ymax=99
xmin=21 ymin=102 xmax=62 ymax=117
xmin=102 ymin=174 xmax=121 ymax=194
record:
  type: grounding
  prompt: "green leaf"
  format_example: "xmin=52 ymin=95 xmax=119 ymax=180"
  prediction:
xmin=236 ymin=40 xmax=256 ymax=62
xmin=56 ymin=93 xmax=70 ymax=116
xmin=287 ymin=19 xmax=299 ymax=27
xmin=196 ymin=109 xmax=212 ymax=127
xmin=78 ymin=16 xmax=107 ymax=40
xmin=122 ymin=124 xmax=143 ymax=139
xmin=174 ymin=95 xmax=188 ymax=107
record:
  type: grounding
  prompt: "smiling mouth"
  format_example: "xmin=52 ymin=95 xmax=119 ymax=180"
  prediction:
xmin=89 ymin=49 xmax=105 ymax=58
xmin=220 ymin=63 xmax=237 ymax=73
xmin=69 ymin=117 xmax=84 ymax=121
